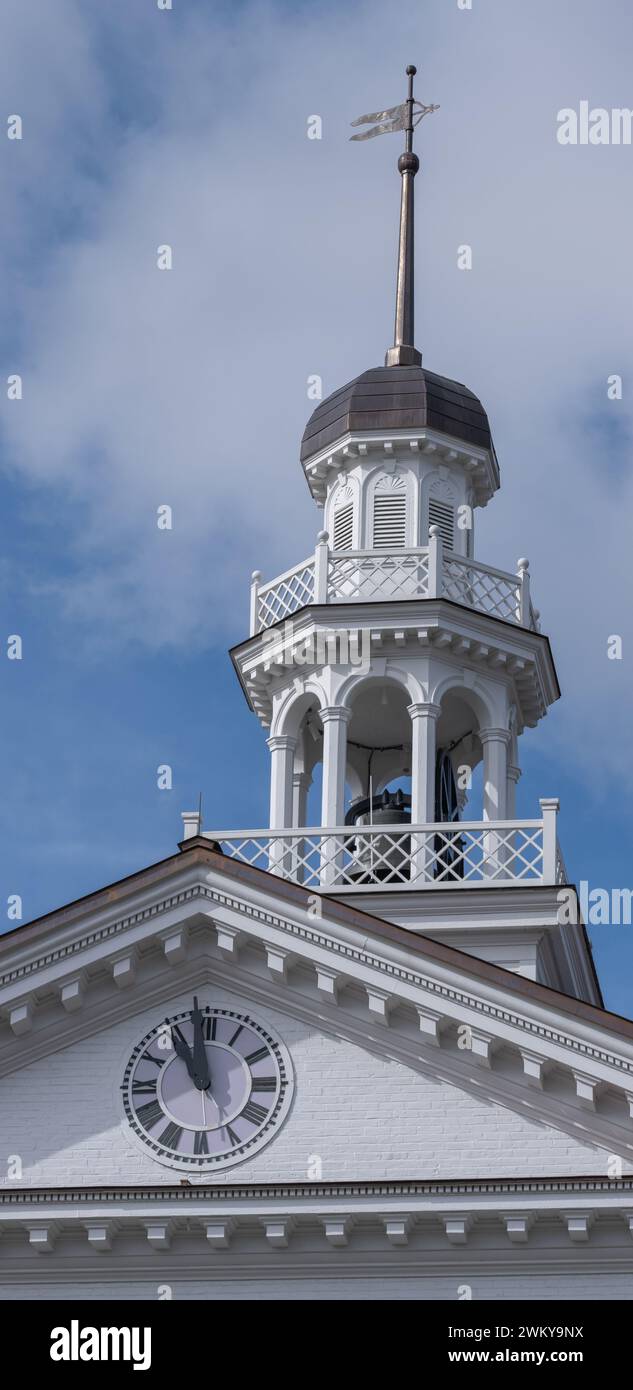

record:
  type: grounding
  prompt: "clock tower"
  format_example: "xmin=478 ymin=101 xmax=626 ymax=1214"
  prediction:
xmin=209 ymin=68 xmax=591 ymax=999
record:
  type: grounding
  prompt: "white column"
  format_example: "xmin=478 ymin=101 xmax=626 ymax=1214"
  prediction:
xmin=292 ymin=770 xmax=311 ymax=828
xmin=291 ymin=769 xmax=311 ymax=884
xmin=480 ymin=728 xmax=511 ymax=821
xmin=320 ymin=706 xmax=351 ymax=886
xmin=320 ymin=707 xmax=350 ymax=827
xmin=507 ymin=763 xmax=521 ymax=819
xmin=267 ymin=734 xmax=297 ymax=877
xmin=408 ymin=702 xmax=441 ymax=884
xmin=267 ymin=735 xmax=296 ymax=828
xmin=480 ymin=728 xmax=511 ymax=878
xmin=408 ymin=703 xmax=441 ymax=821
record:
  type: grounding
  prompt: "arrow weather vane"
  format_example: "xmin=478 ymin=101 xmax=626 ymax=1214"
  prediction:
xmin=350 ymin=65 xmax=439 ymax=367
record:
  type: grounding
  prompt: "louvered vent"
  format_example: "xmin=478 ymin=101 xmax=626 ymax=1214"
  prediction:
xmin=428 ymin=498 xmax=454 ymax=552
xmin=333 ymin=501 xmax=354 ymax=551
xmin=373 ymin=494 xmax=406 ymax=549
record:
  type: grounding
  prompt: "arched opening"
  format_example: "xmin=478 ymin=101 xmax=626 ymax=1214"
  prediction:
xmin=341 ymin=678 xmax=412 ymax=882
xmin=345 ymin=678 xmax=412 ymax=815
xmin=435 ymin=691 xmax=484 ymax=821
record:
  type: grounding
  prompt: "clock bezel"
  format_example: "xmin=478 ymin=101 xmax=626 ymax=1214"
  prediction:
xmin=120 ymin=1003 xmax=294 ymax=1174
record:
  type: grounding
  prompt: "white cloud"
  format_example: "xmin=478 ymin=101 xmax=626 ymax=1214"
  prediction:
xmin=2 ymin=0 xmax=633 ymax=777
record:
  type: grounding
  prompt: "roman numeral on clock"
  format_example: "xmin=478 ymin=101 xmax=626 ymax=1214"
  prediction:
xmin=245 ymin=1046 xmax=269 ymax=1066
xmin=136 ymin=1100 xmax=163 ymax=1131
xmin=251 ymin=1076 xmax=276 ymax=1093
xmin=201 ymin=1015 xmax=216 ymax=1041
xmin=132 ymin=1079 xmax=158 ymax=1096
xmin=158 ymin=1121 xmax=183 ymax=1151
xmin=241 ymin=1100 xmax=268 ymax=1126
xmin=194 ymin=1130 xmax=209 ymax=1155
xmin=228 ymin=1024 xmax=244 ymax=1047
xmin=224 ymin=1123 xmax=240 ymax=1148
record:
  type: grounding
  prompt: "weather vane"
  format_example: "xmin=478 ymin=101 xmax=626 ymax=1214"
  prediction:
xmin=350 ymin=65 xmax=439 ymax=367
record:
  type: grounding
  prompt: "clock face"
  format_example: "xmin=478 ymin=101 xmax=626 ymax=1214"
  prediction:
xmin=121 ymin=1001 xmax=293 ymax=1172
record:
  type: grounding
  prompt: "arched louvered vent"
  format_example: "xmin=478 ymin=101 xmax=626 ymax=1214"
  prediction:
xmin=373 ymin=493 xmax=407 ymax=549
xmin=429 ymin=497 xmax=454 ymax=552
xmin=333 ymin=501 xmax=354 ymax=551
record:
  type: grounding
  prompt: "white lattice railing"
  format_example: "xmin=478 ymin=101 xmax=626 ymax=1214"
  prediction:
xmin=441 ymin=554 xmax=522 ymax=626
xmin=197 ymin=817 xmax=563 ymax=891
xmin=255 ymin=557 xmax=315 ymax=630
xmin=251 ymin=531 xmax=538 ymax=635
xmin=328 ymin=548 xmax=430 ymax=602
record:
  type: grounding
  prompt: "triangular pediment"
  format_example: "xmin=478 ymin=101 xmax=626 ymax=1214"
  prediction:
xmin=2 ymin=841 xmax=633 ymax=1169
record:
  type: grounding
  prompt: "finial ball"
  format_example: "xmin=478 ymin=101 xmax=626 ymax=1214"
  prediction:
xmin=398 ymin=152 xmax=419 ymax=175
xmin=406 ymin=65 xmax=417 ymax=76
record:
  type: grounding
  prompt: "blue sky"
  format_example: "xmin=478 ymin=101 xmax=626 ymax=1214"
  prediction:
xmin=2 ymin=0 xmax=633 ymax=1013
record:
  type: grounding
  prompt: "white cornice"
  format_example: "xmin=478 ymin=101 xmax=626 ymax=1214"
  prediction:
xmin=302 ymin=429 xmax=499 ymax=508
xmin=2 ymin=1179 xmax=633 ymax=1279
xmin=2 ymin=1175 xmax=631 ymax=1204
xmin=233 ymin=598 xmax=557 ymax=733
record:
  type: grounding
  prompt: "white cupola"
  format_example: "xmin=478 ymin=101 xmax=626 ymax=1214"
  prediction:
xmin=187 ymin=67 xmax=597 ymax=1006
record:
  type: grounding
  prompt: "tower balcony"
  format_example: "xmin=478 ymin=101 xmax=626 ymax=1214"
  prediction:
xmin=250 ymin=530 xmax=539 ymax=637
xmin=183 ymin=800 xmax=567 ymax=894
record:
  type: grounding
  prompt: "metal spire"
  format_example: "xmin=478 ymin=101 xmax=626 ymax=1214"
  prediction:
xmin=385 ymin=65 xmax=436 ymax=367
xmin=351 ymin=66 xmax=438 ymax=369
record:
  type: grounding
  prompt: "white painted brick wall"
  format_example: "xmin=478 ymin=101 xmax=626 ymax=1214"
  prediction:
xmin=0 ymin=983 xmax=627 ymax=1188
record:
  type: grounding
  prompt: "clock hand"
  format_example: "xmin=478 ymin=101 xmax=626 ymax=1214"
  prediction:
xmin=171 ymin=1028 xmax=197 ymax=1084
xmin=201 ymin=1084 xmax=221 ymax=1129
xmin=191 ymin=996 xmax=212 ymax=1092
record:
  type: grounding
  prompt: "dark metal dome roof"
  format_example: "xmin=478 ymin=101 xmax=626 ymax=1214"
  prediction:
xmin=300 ymin=366 xmax=492 ymax=463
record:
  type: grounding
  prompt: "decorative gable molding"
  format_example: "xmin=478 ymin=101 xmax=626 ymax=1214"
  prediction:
xmin=1 ymin=859 xmax=633 ymax=1163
